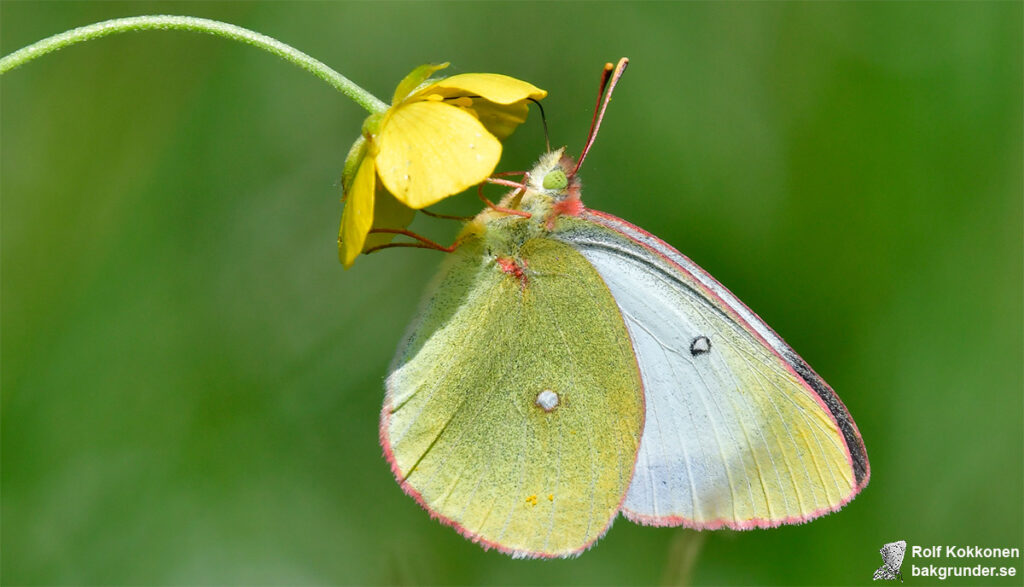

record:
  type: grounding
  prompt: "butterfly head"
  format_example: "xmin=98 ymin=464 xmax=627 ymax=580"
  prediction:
xmin=526 ymin=149 xmax=580 ymax=197
xmin=461 ymin=149 xmax=578 ymax=254
xmin=464 ymin=59 xmax=628 ymax=239
xmin=499 ymin=148 xmax=581 ymax=225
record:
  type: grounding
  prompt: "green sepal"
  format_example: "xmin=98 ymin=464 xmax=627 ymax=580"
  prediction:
xmin=361 ymin=112 xmax=385 ymax=138
xmin=392 ymin=62 xmax=450 ymax=105
xmin=341 ymin=135 xmax=368 ymax=196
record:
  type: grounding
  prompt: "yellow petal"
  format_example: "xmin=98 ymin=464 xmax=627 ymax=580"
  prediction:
xmin=338 ymin=155 xmax=376 ymax=268
xmin=414 ymin=73 xmax=547 ymax=105
xmin=464 ymin=99 xmax=530 ymax=140
xmin=376 ymin=101 xmax=501 ymax=209
xmin=392 ymin=62 xmax=450 ymax=106
xmin=363 ymin=187 xmax=418 ymax=251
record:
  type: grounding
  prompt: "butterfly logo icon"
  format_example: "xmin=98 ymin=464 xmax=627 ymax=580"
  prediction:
xmin=873 ymin=540 xmax=907 ymax=582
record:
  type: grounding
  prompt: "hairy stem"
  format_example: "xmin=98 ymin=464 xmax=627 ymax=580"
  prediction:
xmin=0 ymin=15 xmax=388 ymax=113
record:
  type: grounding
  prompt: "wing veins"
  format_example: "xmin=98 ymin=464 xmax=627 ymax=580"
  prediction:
xmin=625 ymin=310 xmax=717 ymax=520
xmin=391 ymin=285 xmax=495 ymax=445
xmin=720 ymin=334 xmax=850 ymax=498
xmin=545 ymin=287 xmax=600 ymax=544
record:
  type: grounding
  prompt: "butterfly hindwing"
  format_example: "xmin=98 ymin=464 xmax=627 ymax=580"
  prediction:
xmin=382 ymin=234 xmax=644 ymax=558
xmin=873 ymin=565 xmax=899 ymax=581
xmin=554 ymin=211 xmax=869 ymax=528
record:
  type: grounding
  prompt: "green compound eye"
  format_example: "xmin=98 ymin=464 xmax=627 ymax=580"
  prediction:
xmin=542 ymin=169 xmax=568 ymax=190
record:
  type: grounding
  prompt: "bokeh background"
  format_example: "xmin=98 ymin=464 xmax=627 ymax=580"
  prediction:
xmin=2 ymin=2 xmax=1021 ymax=585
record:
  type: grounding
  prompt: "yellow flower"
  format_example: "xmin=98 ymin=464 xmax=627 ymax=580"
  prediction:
xmin=338 ymin=63 xmax=547 ymax=267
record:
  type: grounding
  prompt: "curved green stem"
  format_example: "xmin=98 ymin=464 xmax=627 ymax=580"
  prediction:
xmin=0 ymin=15 xmax=388 ymax=113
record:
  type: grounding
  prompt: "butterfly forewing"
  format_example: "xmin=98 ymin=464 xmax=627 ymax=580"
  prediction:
xmin=553 ymin=211 xmax=869 ymax=528
xmin=383 ymin=236 xmax=644 ymax=558
xmin=881 ymin=540 xmax=907 ymax=569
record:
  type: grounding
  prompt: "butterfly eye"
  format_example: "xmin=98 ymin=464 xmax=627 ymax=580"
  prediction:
xmin=542 ymin=169 xmax=568 ymax=190
xmin=690 ymin=335 xmax=711 ymax=356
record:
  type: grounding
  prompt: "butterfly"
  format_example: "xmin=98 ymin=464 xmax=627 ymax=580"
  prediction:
xmin=873 ymin=540 xmax=907 ymax=582
xmin=379 ymin=58 xmax=869 ymax=558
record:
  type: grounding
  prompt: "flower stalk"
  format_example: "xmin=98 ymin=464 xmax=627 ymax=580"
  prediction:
xmin=0 ymin=15 xmax=388 ymax=114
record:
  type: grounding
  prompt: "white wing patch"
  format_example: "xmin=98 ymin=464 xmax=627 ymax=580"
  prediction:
xmin=557 ymin=213 xmax=867 ymax=528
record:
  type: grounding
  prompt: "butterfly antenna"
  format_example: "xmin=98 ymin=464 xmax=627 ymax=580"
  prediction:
xmin=581 ymin=63 xmax=615 ymax=154
xmin=574 ymin=57 xmax=629 ymax=176
xmin=529 ymin=97 xmax=551 ymax=153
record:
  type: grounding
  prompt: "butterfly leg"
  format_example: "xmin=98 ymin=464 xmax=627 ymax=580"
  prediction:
xmin=363 ymin=228 xmax=461 ymax=255
xmin=475 ymin=181 xmax=532 ymax=217
xmin=480 ymin=179 xmax=532 ymax=218
xmin=419 ymin=208 xmax=473 ymax=221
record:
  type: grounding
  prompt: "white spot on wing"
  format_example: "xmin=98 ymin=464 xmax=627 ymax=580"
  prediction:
xmin=535 ymin=389 xmax=559 ymax=412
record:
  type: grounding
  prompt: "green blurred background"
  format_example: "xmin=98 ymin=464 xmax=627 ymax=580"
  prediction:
xmin=2 ymin=2 xmax=1021 ymax=585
